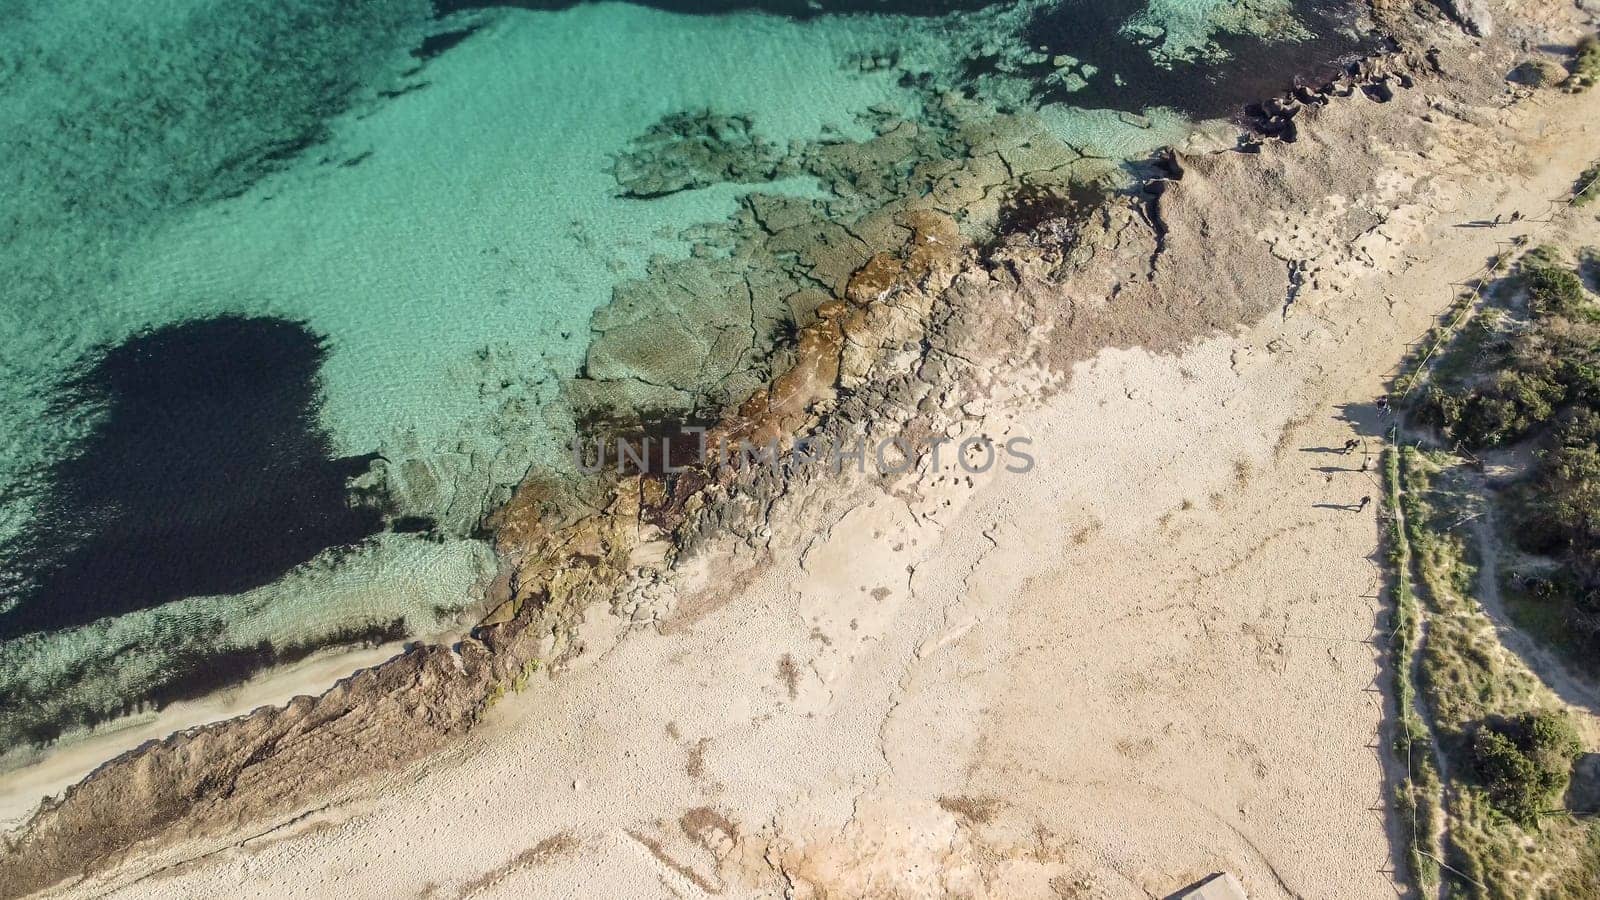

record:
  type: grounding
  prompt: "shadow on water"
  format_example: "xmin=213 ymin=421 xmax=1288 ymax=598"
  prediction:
xmin=0 ymin=316 xmax=384 ymax=642
xmin=431 ymin=0 xmax=1378 ymax=122
xmin=1019 ymin=0 xmax=1377 ymax=119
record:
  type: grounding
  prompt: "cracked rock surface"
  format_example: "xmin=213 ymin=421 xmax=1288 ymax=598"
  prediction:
xmin=573 ymin=99 xmax=1108 ymax=428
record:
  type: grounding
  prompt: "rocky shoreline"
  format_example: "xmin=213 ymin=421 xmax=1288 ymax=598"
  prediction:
xmin=2 ymin=0 xmax=1593 ymax=893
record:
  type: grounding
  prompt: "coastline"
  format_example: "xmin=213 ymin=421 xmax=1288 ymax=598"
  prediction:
xmin=0 ymin=640 xmax=412 ymax=830
xmin=4 ymin=0 xmax=1600 ymax=894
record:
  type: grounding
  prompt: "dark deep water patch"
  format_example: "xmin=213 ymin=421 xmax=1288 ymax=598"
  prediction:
xmin=430 ymin=0 xmax=1375 ymax=122
xmin=1019 ymin=0 xmax=1375 ymax=119
xmin=414 ymin=25 xmax=483 ymax=61
xmin=0 ymin=316 xmax=384 ymax=643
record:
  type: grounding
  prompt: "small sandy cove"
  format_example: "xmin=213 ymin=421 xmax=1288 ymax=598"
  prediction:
xmin=0 ymin=641 xmax=408 ymax=829
xmin=29 ymin=40 xmax=1600 ymax=900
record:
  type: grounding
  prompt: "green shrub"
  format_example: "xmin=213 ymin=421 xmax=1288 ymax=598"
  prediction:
xmin=1568 ymin=36 xmax=1600 ymax=92
xmin=1469 ymin=711 xmax=1583 ymax=826
xmin=1411 ymin=247 xmax=1600 ymax=658
xmin=1535 ymin=445 xmax=1600 ymax=545
xmin=1577 ymin=164 xmax=1600 ymax=207
xmin=1419 ymin=371 xmax=1563 ymax=448
xmin=1414 ymin=251 xmax=1599 ymax=448
xmin=1522 ymin=247 xmax=1587 ymax=317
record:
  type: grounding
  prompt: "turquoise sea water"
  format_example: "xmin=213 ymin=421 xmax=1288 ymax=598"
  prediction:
xmin=0 ymin=0 xmax=1366 ymax=762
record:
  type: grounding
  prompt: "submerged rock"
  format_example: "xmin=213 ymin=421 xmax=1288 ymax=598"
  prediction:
xmin=612 ymin=111 xmax=790 ymax=199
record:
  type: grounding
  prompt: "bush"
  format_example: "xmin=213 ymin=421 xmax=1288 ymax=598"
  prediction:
xmin=1535 ymin=445 xmax=1600 ymax=546
xmin=1568 ymin=35 xmax=1600 ymax=92
xmin=1415 ymin=252 xmax=1600 ymax=448
xmin=1473 ymin=728 xmax=1544 ymax=823
xmin=1524 ymin=250 xmax=1590 ymax=318
xmin=1577 ymin=163 xmax=1600 ymax=208
xmin=1420 ymin=370 xmax=1564 ymax=448
xmin=1469 ymin=711 xmax=1583 ymax=826
xmin=1524 ymin=408 xmax=1600 ymax=546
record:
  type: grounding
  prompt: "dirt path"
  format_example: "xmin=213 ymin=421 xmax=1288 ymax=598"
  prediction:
xmin=1468 ymin=499 xmax=1600 ymax=715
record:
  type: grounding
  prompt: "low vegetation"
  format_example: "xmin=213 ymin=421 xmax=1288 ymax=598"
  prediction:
xmin=1576 ymin=163 xmax=1600 ymax=208
xmin=1469 ymin=711 xmax=1583 ymax=827
xmin=1569 ymin=36 xmax=1600 ymax=92
xmin=1411 ymin=248 xmax=1600 ymax=663
xmin=1395 ymin=450 xmax=1596 ymax=897
xmin=1391 ymin=243 xmax=1600 ymax=896
xmin=1384 ymin=448 xmax=1443 ymax=890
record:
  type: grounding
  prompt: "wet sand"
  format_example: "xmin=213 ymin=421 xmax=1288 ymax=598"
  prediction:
xmin=0 ymin=641 xmax=407 ymax=829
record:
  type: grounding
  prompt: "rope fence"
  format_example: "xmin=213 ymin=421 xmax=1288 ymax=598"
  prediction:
xmin=1394 ymin=169 xmax=1600 ymax=398
xmin=1364 ymin=167 xmax=1596 ymax=894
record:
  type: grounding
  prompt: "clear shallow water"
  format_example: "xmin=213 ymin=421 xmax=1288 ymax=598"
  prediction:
xmin=0 ymin=0 xmax=1364 ymax=759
